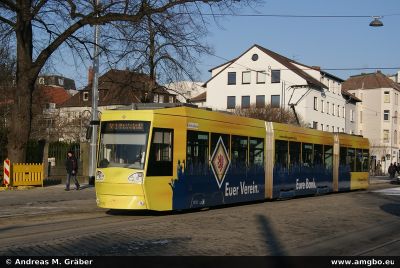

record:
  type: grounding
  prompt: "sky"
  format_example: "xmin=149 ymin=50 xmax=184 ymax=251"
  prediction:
xmin=58 ymin=0 xmax=400 ymax=88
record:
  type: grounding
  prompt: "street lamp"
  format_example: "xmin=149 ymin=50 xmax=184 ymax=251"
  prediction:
xmin=89 ymin=0 xmax=101 ymax=185
xmin=369 ymin=16 xmax=383 ymax=27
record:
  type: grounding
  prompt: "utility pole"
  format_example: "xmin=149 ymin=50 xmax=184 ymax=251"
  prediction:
xmin=88 ymin=0 xmax=100 ymax=185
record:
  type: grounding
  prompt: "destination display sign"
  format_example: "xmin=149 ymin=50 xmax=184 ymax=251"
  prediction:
xmin=102 ymin=121 xmax=149 ymax=133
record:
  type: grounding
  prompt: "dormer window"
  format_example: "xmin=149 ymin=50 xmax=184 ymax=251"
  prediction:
xmin=83 ymin=92 xmax=89 ymax=101
xmin=46 ymin=103 xmax=56 ymax=109
xmin=58 ymin=78 xmax=64 ymax=86
xmin=38 ymin=77 xmax=45 ymax=85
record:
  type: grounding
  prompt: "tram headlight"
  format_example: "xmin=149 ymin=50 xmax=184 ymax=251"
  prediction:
xmin=128 ymin=172 xmax=143 ymax=184
xmin=96 ymin=170 xmax=105 ymax=181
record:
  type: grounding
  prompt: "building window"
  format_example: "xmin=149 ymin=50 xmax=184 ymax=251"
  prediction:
xmin=271 ymin=95 xmax=280 ymax=108
xmin=83 ymin=92 xmax=89 ymax=101
xmin=312 ymin=121 xmax=318 ymax=129
xmin=350 ymin=110 xmax=354 ymax=122
xmin=326 ymin=125 xmax=329 ymax=131
xmin=153 ymin=94 xmax=159 ymax=103
xmin=395 ymin=130 xmax=398 ymax=145
xmin=327 ymin=101 xmax=330 ymax=114
xmin=321 ymin=124 xmax=324 ymax=131
xmin=228 ymin=72 xmax=236 ymax=85
xmin=332 ymin=126 xmax=335 ymax=132
xmin=384 ymin=91 xmax=390 ymax=103
xmin=313 ymin=97 xmax=318 ymax=111
xmin=227 ymin=96 xmax=236 ymax=109
xmin=395 ymin=111 xmax=398 ymax=124
xmin=251 ymin=54 xmax=259 ymax=61
xmin=58 ymin=78 xmax=64 ymax=86
xmin=256 ymin=95 xmax=265 ymax=108
xmin=169 ymin=96 xmax=174 ymax=103
xmin=38 ymin=77 xmax=45 ymax=85
xmin=360 ymin=111 xmax=363 ymax=123
xmin=395 ymin=93 xmax=398 ymax=105
xmin=256 ymin=71 xmax=266 ymax=84
xmin=271 ymin=70 xmax=280 ymax=83
xmin=337 ymin=105 xmax=340 ymax=117
xmin=321 ymin=100 xmax=324 ymax=113
xmin=159 ymin=95 xmax=164 ymax=103
xmin=384 ymin=110 xmax=390 ymax=121
xmin=332 ymin=103 xmax=335 ymax=116
xmin=242 ymin=71 xmax=251 ymax=84
xmin=343 ymin=107 xmax=345 ymax=118
xmin=383 ymin=130 xmax=389 ymax=143
xmin=242 ymin=96 xmax=250 ymax=108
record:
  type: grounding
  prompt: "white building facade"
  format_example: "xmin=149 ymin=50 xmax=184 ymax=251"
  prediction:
xmin=343 ymin=71 xmax=400 ymax=172
xmin=203 ymin=44 xmax=357 ymax=133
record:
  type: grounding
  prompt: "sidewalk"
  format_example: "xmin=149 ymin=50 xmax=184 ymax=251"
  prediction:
xmin=369 ymin=175 xmax=397 ymax=184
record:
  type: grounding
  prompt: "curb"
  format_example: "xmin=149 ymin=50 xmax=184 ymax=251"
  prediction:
xmin=0 ymin=186 xmax=36 ymax=191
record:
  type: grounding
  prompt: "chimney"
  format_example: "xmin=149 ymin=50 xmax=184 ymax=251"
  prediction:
xmin=88 ymin=66 xmax=94 ymax=84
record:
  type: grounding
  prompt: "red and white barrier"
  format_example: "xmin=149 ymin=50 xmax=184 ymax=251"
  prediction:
xmin=3 ymin=158 xmax=10 ymax=186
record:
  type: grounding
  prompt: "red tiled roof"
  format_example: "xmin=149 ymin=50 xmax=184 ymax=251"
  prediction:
xmin=190 ymin=91 xmax=206 ymax=102
xmin=342 ymin=71 xmax=400 ymax=91
xmin=39 ymin=86 xmax=71 ymax=105
xmin=59 ymin=69 xmax=175 ymax=108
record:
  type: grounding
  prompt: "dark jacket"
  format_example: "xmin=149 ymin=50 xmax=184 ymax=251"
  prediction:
xmin=65 ymin=155 xmax=78 ymax=174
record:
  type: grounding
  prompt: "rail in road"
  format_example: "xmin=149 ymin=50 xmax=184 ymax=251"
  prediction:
xmin=0 ymin=183 xmax=399 ymax=256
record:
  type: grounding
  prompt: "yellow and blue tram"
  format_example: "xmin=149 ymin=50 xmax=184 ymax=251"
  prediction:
xmin=95 ymin=106 xmax=369 ymax=211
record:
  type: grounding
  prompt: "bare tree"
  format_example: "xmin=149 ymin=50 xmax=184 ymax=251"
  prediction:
xmin=0 ymin=43 xmax=15 ymax=161
xmin=234 ymin=104 xmax=306 ymax=126
xmin=0 ymin=0 xmax=255 ymax=162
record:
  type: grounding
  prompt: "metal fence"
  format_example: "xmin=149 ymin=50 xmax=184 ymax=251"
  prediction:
xmin=48 ymin=141 xmax=81 ymax=166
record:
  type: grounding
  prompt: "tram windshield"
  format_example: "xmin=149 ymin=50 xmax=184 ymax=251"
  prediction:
xmin=98 ymin=121 xmax=150 ymax=169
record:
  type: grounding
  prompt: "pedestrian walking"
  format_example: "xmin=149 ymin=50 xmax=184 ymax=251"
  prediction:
xmin=388 ymin=163 xmax=395 ymax=179
xmin=65 ymin=150 xmax=80 ymax=191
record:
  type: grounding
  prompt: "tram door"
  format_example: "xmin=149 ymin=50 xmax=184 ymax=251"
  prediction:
xmin=145 ymin=128 xmax=175 ymax=210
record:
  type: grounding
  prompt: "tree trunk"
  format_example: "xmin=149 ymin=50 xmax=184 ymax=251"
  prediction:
xmin=7 ymin=78 xmax=34 ymax=163
xmin=7 ymin=0 xmax=36 ymax=163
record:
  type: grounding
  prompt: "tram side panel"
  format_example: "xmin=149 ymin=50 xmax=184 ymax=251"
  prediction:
xmin=271 ymin=123 xmax=335 ymax=199
xmin=170 ymin=114 xmax=266 ymax=210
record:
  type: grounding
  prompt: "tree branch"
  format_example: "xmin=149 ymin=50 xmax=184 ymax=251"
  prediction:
xmin=32 ymin=0 xmax=47 ymax=17
xmin=0 ymin=0 xmax=17 ymax=11
xmin=0 ymin=15 xmax=16 ymax=28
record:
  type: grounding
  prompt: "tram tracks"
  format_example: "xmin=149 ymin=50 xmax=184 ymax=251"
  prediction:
xmin=0 ymin=211 xmax=155 ymax=252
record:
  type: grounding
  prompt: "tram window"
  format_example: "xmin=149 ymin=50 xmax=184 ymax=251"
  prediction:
xmin=186 ymin=130 xmax=209 ymax=168
xmin=147 ymin=128 xmax=173 ymax=176
xmin=275 ymin=140 xmax=288 ymax=168
xmin=289 ymin=141 xmax=301 ymax=168
xmin=356 ymin=149 xmax=363 ymax=172
xmin=324 ymin=145 xmax=333 ymax=170
xmin=302 ymin=143 xmax=313 ymax=167
xmin=348 ymin=148 xmax=356 ymax=172
xmin=249 ymin=138 xmax=264 ymax=166
xmin=340 ymin=147 xmax=347 ymax=167
xmin=232 ymin=135 xmax=248 ymax=166
xmin=313 ymin=144 xmax=323 ymax=166
xmin=362 ymin=149 xmax=369 ymax=172
xmin=211 ymin=133 xmax=230 ymax=155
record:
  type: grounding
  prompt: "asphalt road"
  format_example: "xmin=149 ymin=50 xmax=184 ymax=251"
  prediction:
xmin=0 ymin=179 xmax=399 ymax=256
